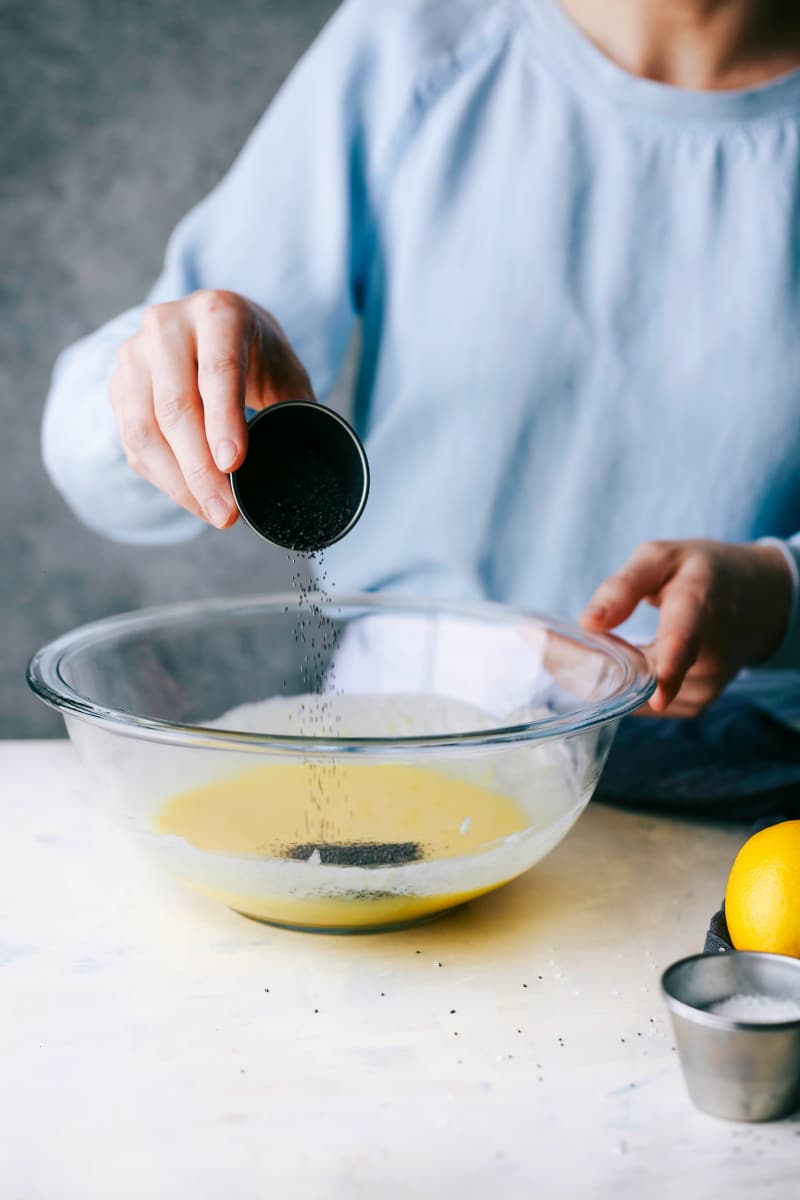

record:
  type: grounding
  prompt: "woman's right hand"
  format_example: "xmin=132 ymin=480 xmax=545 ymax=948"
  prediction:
xmin=109 ymin=290 xmax=314 ymax=528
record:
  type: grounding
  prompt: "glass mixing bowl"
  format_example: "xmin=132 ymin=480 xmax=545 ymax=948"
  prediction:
xmin=27 ymin=593 xmax=654 ymax=932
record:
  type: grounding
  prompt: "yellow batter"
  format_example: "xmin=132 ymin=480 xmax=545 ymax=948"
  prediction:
xmin=156 ymin=761 xmax=531 ymax=929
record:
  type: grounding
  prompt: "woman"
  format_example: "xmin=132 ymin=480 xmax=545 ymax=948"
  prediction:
xmin=43 ymin=0 xmax=800 ymax=800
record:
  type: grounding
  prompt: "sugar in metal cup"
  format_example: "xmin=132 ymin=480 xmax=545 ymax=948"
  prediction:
xmin=231 ymin=401 xmax=369 ymax=553
xmin=661 ymin=951 xmax=800 ymax=1122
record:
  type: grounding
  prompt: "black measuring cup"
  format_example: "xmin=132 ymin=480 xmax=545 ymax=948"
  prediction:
xmin=230 ymin=401 xmax=369 ymax=553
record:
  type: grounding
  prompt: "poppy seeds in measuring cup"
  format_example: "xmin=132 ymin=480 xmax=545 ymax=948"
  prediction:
xmin=231 ymin=402 xmax=369 ymax=552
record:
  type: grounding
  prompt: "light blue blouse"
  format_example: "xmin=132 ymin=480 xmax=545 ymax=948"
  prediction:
xmin=43 ymin=0 xmax=800 ymax=689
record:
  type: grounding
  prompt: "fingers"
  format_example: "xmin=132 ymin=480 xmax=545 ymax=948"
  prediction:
xmin=650 ymin=627 xmax=700 ymax=712
xmin=581 ymin=541 xmax=714 ymax=715
xmin=111 ymin=341 xmax=205 ymax=521
xmin=639 ymin=664 xmax=724 ymax=718
xmin=193 ymin=291 xmax=251 ymax=474
xmin=648 ymin=558 xmax=714 ymax=710
xmin=111 ymin=291 xmax=314 ymax=530
xmin=146 ymin=305 xmax=237 ymax=528
xmin=581 ymin=541 xmax=678 ymax=631
xmin=582 ymin=539 xmax=760 ymax=719
xmin=636 ymin=566 xmax=710 ymax=712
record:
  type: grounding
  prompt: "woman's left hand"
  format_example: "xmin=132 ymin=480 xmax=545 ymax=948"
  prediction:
xmin=580 ymin=539 xmax=794 ymax=717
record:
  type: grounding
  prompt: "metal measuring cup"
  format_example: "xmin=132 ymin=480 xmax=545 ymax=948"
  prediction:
xmin=230 ymin=401 xmax=369 ymax=553
xmin=661 ymin=951 xmax=800 ymax=1121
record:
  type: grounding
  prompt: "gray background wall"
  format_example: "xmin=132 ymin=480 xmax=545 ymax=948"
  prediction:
xmin=2 ymin=0 xmax=345 ymax=736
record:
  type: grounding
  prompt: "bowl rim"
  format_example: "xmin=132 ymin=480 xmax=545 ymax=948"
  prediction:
xmin=661 ymin=951 xmax=800 ymax=1032
xmin=27 ymin=591 xmax=656 ymax=753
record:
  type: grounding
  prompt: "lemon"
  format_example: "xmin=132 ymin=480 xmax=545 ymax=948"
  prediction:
xmin=725 ymin=820 xmax=800 ymax=957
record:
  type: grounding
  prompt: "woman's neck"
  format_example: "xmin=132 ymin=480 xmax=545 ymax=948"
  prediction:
xmin=558 ymin=0 xmax=800 ymax=90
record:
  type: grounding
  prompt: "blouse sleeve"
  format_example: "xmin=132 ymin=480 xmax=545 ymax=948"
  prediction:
xmin=759 ymin=536 xmax=800 ymax=670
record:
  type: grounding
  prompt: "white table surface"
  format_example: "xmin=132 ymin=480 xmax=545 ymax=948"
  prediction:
xmin=2 ymin=740 xmax=798 ymax=1199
